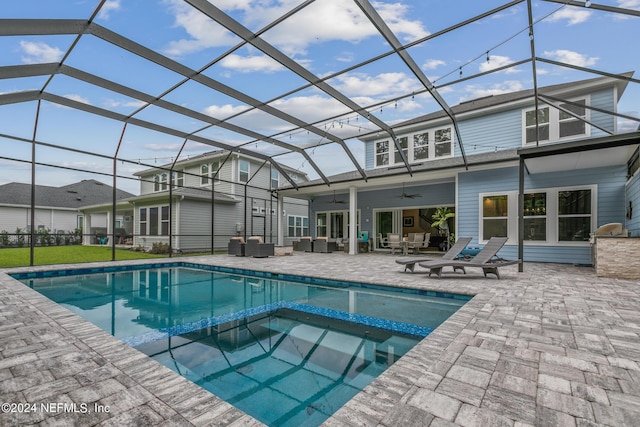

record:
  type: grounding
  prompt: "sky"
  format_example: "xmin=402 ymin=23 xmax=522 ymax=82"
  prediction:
xmin=0 ymin=0 xmax=639 ymax=194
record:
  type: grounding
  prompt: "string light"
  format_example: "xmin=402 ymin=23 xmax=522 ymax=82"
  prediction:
xmin=486 ymin=51 xmax=490 ymax=63
xmin=459 ymin=67 xmax=463 ymax=77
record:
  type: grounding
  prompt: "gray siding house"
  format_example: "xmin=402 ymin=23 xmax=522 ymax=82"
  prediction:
xmin=0 ymin=179 xmax=133 ymax=242
xmin=83 ymin=151 xmax=309 ymax=252
xmin=279 ymin=74 xmax=639 ymax=264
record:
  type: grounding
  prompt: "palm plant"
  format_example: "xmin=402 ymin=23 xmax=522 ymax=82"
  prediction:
xmin=432 ymin=207 xmax=455 ymax=250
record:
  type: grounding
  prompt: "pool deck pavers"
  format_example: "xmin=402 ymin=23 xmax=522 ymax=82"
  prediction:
xmin=1 ymin=252 xmax=639 ymax=426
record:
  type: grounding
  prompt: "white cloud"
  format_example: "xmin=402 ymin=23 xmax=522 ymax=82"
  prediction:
xmin=330 ymin=72 xmax=422 ymax=98
xmin=104 ymin=99 xmax=147 ymax=109
xmin=547 ymin=7 xmax=592 ymax=25
xmin=544 ymin=49 xmax=599 ymax=67
xmin=63 ymin=94 xmax=91 ymax=105
xmin=162 ymin=0 xmax=239 ymax=57
xmin=220 ymin=54 xmax=285 ymax=73
xmin=617 ymin=0 xmax=640 ymax=9
xmin=478 ymin=55 xmax=521 ymax=74
xmin=336 ymin=52 xmax=355 ymax=63
xmin=203 ymin=103 xmax=250 ymax=119
xmin=460 ymin=81 xmax=524 ymax=102
xmin=423 ymin=59 xmax=446 ymax=71
xmin=97 ymin=0 xmax=121 ymax=20
xmin=165 ymin=0 xmax=428 ymax=59
xmin=19 ymin=41 xmax=63 ymax=64
xmin=613 ymin=1 xmax=640 ymax=19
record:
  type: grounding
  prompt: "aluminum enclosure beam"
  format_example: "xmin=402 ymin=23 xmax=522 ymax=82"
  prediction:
xmin=184 ymin=0 xmax=372 ymax=181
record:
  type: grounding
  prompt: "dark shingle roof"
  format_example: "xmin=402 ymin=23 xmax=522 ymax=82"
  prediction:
xmin=0 ymin=179 xmax=135 ymax=209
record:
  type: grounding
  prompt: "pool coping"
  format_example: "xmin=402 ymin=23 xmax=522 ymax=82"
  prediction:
xmin=1 ymin=257 xmax=478 ymax=426
xmin=3 ymin=252 xmax=639 ymax=426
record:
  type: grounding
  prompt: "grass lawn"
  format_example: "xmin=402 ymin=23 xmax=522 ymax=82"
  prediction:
xmin=0 ymin=245 xmax=167 ymax=268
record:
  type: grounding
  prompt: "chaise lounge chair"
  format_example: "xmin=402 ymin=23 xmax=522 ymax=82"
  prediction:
xmin=418 ymin=237 xmax=520 ymax=279
xmin=395 ymin=237 xmax=472 ymax=273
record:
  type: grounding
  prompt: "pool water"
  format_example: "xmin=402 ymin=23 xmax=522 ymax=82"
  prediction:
xmin=16 ymin=263 xmax=469 ymax=426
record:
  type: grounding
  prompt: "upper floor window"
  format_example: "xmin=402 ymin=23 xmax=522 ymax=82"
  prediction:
xmin=239 ymin=159 xmax=250 ymax=183
xmin=523 ymin=97 xmax=589 ymax=145
xmin=375 ymin=140 xmax=389 ymax=166
xmin=172 ymin=170 xmax=184 ymax=188
xmin=374 ymin=127 xmax=452 ymax=168
xmin=413 ymin=133 xmax=429 ymax=161
xmin=201 ymin=164 xmax=209 ymax=185
xmin=271 ymin=169 xmax=279 ymax=189
xmin=200 ymin=162 xmax=220 ymax=186
xmin=394 ymin=137 xmax=409 ymax=164
xmin=154 ymin=173 xmax=168 ymax=192
xmin=434 ymin=127 xmax=452 ymax=157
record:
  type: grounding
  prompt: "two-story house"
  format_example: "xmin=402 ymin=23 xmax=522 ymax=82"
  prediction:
xmin=278 ymin=73 xmax=639 ymax=265
xmin=81 ymin=151 xmax=309 ymax=252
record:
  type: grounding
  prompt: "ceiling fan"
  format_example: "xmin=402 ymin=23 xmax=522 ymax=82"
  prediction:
xmin=329 ymin=190 xmax=346 ymax=204
xmin=398 ymin=182 xmax=421 ymax=199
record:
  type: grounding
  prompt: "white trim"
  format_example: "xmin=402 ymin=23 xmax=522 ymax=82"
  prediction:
xmin=521 ymin=95 xmax=591 ymax=146
xmin=478 ymin=184 xmax=597 ymax=246
xmin=373 ymin=125 xmax=454 ymax=169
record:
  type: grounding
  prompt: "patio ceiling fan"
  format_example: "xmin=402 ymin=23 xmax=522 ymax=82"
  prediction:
xmin=329 ymin=190 xmax=346 ymax=204
xmin=398 ymin=182 xmax=421 ymax=199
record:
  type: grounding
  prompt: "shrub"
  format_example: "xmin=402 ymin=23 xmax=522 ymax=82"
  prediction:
xmin=149 ymin=242 xmax=170 ymax=254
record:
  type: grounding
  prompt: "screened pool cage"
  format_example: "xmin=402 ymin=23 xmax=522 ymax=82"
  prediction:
xmin=1 ymin=1 xmax=639 ymax=265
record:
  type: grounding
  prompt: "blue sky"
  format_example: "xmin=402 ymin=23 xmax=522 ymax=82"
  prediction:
xmin=0 ymin=0 xmax=639 ymax=194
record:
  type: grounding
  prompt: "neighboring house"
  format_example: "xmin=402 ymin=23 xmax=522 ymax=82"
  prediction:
xmin=0 ymin=179 xmax=134 ymax=238
xmin=279 ymin=73 xmax=640 ymax=265
xmin=83 ymin=151 xmax=309 ymax=252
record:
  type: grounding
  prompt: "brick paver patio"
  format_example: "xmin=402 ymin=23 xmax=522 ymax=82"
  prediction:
xmin=1 ymin=252 xmax=639 ymax=426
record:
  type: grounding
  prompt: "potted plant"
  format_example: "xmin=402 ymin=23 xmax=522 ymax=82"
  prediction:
xmin=432 ymin=207 xmax=455 ymax=251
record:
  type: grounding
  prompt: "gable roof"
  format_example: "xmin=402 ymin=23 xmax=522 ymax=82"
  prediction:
xmin=0 ymin=179 xmax=135 ymax=209
xmin=360 ymin=73 xmax=634 ymax=140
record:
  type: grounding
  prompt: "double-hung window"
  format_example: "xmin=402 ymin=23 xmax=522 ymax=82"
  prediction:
xmin=524 ymin=97 xmax=589 ymax=145
xmin=153 ymin=173 xmax=168 ymax=191
xmin=559 ymin=100 xmax=586 ymax=138
xmin=271 ymin=169 xmax=279 ymax=189
xmin=394 ymin=137 xmax=409 ymax=164
xmin=288 ymin=215 xmax=308 ymax=237
xmin=558 ymin=189 xmax=592 ymax=241
xmin=201 ymin=162 xmax=221 ymax=185
xmin=375 ymin=140 xmax=390 ymax=167
xmin=482 ymin=195 xmax=509 ymax=241
xmin=413 ymin=132 xmax=429 ymax=161
xmin=239 ymin=159 xmax=250 ymax=183
xmin=525 ymin=108 xmax=550 ymax=144
xmin=374 ymin=127 xmax=452 ymax=168
xmin=434 ymin=127 xmax=452 ymax=158
xmin=172 ymin=170 xmax=184 ymax=188
xmin=479 ymin=186 xmax=594 ymax=244
xmin=201 ymin=164 xmax=210 ymax=185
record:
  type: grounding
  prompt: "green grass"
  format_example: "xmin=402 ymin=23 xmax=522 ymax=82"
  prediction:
xmin=0 ymin=246 xmax=167 ymax=268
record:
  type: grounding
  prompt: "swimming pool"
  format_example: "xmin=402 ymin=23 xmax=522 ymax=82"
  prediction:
xmin=14 ymin=262 xmax=470 ymax=426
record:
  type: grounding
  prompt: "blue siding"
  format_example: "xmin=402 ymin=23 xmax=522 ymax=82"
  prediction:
xmin=458 ymin=109 xmax=522 ymax=155
xmin=458 ymin=164 xmax=627 ymax=264
xmin=626 ymin=172 xmax=640 ymax=236
xmin=590 ymin=89 xmax=615 ymax=137
xmin=365 ymin=140 xmax=375 ymax=170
